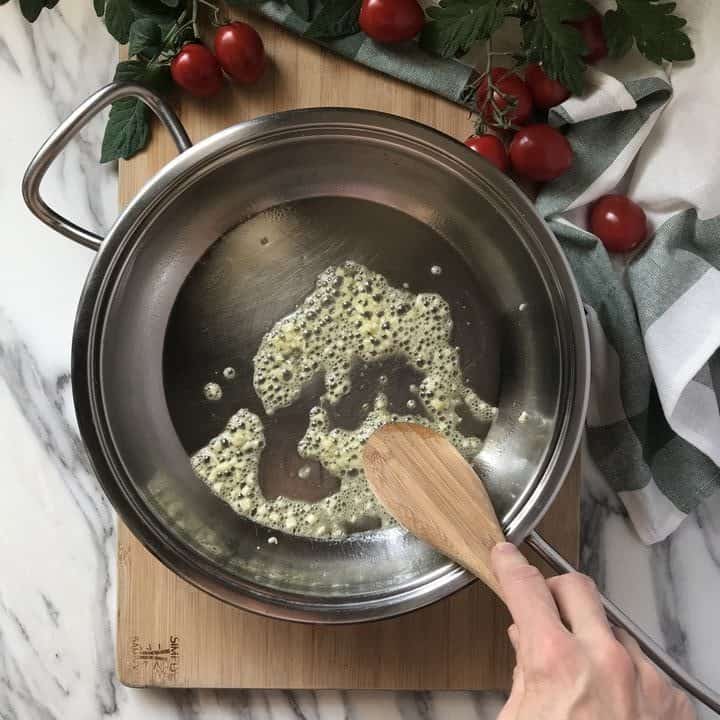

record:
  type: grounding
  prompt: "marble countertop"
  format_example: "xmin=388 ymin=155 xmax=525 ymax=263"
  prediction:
xmin=2 ymin=4 xmax=719 ymax=719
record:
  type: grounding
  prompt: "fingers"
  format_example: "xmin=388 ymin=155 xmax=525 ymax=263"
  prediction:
xmin=547 ymin=573 xmax=613 ymax=641
xmin=613 ymin=627 xmax=670 ymax=691
xmin=492 ymin=543 xmax=565 ymax=639
xmin=498 ymin=666 xmax=525 ymax=720
xmin=613 ymin=628 xmax=696 ymax=718
xmin=613 ymin=627 xmax=653 ymax=669
xmin=499 ymin=626 xmax=525 ymax=720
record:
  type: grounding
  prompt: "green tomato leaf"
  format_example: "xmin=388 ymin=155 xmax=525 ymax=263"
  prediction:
xmin=129 ymin=0 xmax=182 ymax=39
xmin=287 ymin=0 xmax=313 ymax=22
xmin=304 ymin=0 xmax=362 ymax=39
xmin=113 ymin=58 xmax=148 ymax=82
xmin=130 ymin=0 xmax=179 ymax=14
xmin=421 ymin=0 xmax=507 ymax=58
xmin=94 ymin=0 xmax=105 ymax=15
xmin=104 ymin=0 xmax=133 ymax=43
xmin=603 ymin=9 xmax=632 ymax=57
xmin=100 ymin=60 xmax=171 ymax=163
xmin=19 ymin=0 xmax=45 ymax=21
xmin=128 ymin=17 xmax=162 ymax=56
xmin=143 ymin=62 xmax=172 ymax=92
xmin=522 ymin=0 xmax=592 ymax=96
xmin=101 ymin=61 xmax=148 ymax=163
xmin=113 ymin=58 xmax=172 ymax=89
xmin=608 ymin=0 xmax=693 ymax=64
xmin=101 ymin=96 xmax=149 ymax=163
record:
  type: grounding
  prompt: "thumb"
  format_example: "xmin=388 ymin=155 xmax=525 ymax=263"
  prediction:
xmin=491 ymin=542 xmax=563 ymax=639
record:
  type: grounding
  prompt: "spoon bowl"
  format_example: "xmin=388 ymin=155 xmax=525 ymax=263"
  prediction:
xmin=363 ymin=422 xmax=505 ymax=596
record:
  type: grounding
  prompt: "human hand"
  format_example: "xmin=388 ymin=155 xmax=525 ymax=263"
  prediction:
xmin=491 ymin=542 xmax=696 ymax=720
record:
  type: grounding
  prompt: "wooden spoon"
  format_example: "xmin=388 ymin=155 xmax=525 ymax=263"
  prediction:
xmin=363 ymin=425 xmax=720 ymax=716
xmin=363 ymin=422 xmax=504 ymax=596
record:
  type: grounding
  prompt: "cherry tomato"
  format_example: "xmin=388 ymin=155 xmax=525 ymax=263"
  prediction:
xmin=214 ymin=22 xmax=266 ymax=85
xmin=509 ymin=124 xmax=573 ymax=182
xmin=359 ymin=0 xmax=424 ymax=43
xmin=476 ymin=68 xmax=533 ymax=126
xmin=464 ymin=134 xmax=509 ymax=172
xmin=170 ymin=43 xmax=224 ymax=98
xmin=525 ymin=64 xmax=570 ymax=110
xmin=570 ymin=11 xmax=607 ymax=64
xmin=590 ymin=195 xmax=647 ymax=252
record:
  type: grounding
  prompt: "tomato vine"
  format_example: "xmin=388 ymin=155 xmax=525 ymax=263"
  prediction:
xmin=4 ymin=0 xmax=694 ymax=162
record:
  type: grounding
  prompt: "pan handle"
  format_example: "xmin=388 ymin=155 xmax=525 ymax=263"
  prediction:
xmin=527 ymin=530 xmax=720 ymax=715
xmin=22 ymin=82 xmax=192 ymax=252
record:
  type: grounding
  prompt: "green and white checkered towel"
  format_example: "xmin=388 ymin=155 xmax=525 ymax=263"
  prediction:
xmin=255 ymin=0 xmax=720 ymax=543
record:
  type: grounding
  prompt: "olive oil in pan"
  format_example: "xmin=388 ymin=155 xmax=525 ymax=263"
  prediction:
xmin=191 ymin=262 xmax=497 ymax=540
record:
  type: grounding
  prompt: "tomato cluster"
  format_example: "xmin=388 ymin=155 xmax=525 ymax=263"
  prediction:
xmin=463 ymin=12 xmax=646 ymax=252
xmin=465 ymin=64 xmax=573 ymax=183
xmin=170 ymin=21 xmax=266 ymax=98
xmin=172 ymin=0 xmax=425 ymax=99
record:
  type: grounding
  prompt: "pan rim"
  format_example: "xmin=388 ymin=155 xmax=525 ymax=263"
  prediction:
xmin=72 ymin=107 xmax=590 ymax=623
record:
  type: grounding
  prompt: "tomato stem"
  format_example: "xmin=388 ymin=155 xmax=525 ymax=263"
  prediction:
xmin=190 ymin=0 xmax=200 ymax=38
xmin=145 ymin=10 xmax=193 ymax=69
xmin=469 ymin=39 xmax=529 ymax=129
xmin=196 ymin=0 xmax=229 ymax=26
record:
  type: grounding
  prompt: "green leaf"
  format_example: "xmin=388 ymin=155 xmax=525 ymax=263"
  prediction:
xmin=603 ymin=9 xmax=632 ymax=57
xmin=114 ymin=58 xmax=172 ymax=90
xmin=100 ymin=60 xmax=171 ymax=163
xmin=287 ymin=0 xmax=312 ymax=21
xmin=102 ymin=61 xmax=148 ymax=163
xmin=130 ymin=0 xmax=178 ymax=14
xmin=19 ymin=0 xmax=45 ymax=21
xmin=128 ymin=17 xmax=162 ymax=56
xmin=101 ymin=96 xmax=149 ymax=163
xmin=421 ymin=0 xmax=507 ymax=58
xmin=113 ymin=58 xmax=146 ymax=81
xmin=522 ymin=0 xmax=592 ymax=96
xmin=143 ymin=62 xmax=172 ymax=92
xmin=304 ymin=0 xmax=362 ymax=39
xmin=606 ymin=0 xmax=693 ymax=64
xmin=129 ymin=0 xmax=182 ymax=38
xmin=159 ymin=0 xmax=179 ymax=5
xmin=94 ymin=0 xmax=105 ymax=15
xmin=104 ymin=0 xmax=133 ymax=43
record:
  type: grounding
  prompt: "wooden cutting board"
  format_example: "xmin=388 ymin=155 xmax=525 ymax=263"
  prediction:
xmin=117 ymin=10 xmax=580 ymax=689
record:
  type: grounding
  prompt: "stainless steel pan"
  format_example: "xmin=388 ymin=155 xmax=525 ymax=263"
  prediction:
xmin=23 ymin=82 xmax=720 ymax=713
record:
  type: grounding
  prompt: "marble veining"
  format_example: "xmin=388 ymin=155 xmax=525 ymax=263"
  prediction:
xmin=1 ymin=3 xmax=719 ymax=719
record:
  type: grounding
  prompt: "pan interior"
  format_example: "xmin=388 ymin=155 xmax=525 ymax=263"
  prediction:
xmin=164 ymin=196 xmax=500 ymax=514
xmin=97 ymin=127 xmax=563 ymax=605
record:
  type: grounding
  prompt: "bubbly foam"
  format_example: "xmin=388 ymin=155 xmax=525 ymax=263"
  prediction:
xmin=191 ymin=262 xmax=497 ymax=539
xmin=203 ymin=382 xmax=222 ymax=401
xmin=253 ymin=261 xmax=496 ymax=423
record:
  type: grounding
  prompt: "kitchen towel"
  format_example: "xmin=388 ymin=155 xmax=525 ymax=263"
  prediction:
xmin=252 ymin=0 xmax=720 ymax=543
